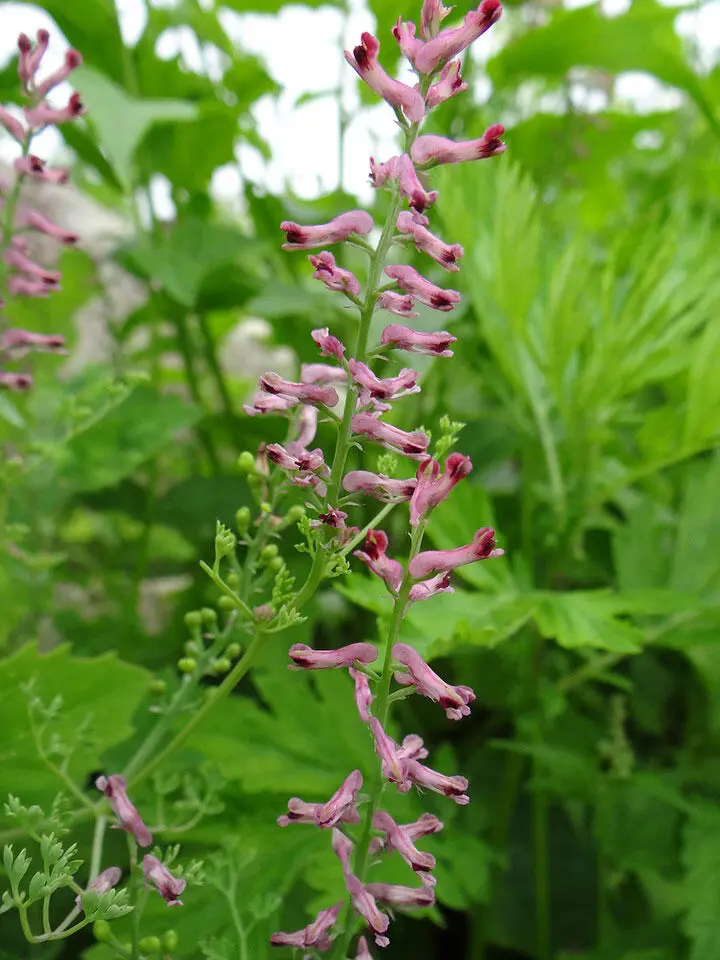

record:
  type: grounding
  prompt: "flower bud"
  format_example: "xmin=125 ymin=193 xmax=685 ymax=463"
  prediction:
xmin=260 ymin=501 xmax=272 ymax=513
xmin=218 ymin=595 xmax=236 ymax=611
xmin=215 ymin=522 xmax=236 ymax=561
xmin=235 ymin=506 xmax=251 ymax=535
xmin=149 ymin=679 xmax=167 ymax=696
xmin=226 ymin=571 xmax=240 ymax=589
xmin=184 ymin=611 xmax=202 ymax=631
xmin=226 ymin=642 xmax=241 ymax=659
xmin=162 ymin=930 xmax=179 ymax=951
xmin=237 ymin=451 xmax=256 ymax=474
xmin=178 ymin=658 xmax=196 ymax=674
xmin=211 ymin=657 xmax=232 ymax=675
xmin=139 ymin=936 xmax=162 ymax=953
xmin=285 ymin=505 xmax=305 ymax=524
xmin=261 ymin=544 xmax=279 ymax=562
xmin=268 ymin=556 xmax=285 ymax=574
xmin=200 ymin=607 xmax=217 ymax=628
xmin=93 ymin=920 xmax=112 ymax=942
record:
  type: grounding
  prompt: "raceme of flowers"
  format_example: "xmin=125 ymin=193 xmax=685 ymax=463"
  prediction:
xmin=249 ymin=1 xmax=507 ymax=955
xmin=0 ymin=30 xmax=85 ymax=392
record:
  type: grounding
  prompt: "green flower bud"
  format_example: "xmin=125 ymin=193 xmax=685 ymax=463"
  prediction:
xmin=226 ymin=642 xmax=241 ymax=659
xmin=215 ymin=522 xmax=236 ymax=562
xmin=200 ymin=607 xmax=217 ymax=628
xmin=211 ymin=657 xmax=232 ymax=675
xmin=149 ymin=679 xmax=167 ymax=696
xmin=285 ymin=505 xmax=305 ymax=524
xmin=237 ymin=451 xmax=256 ymax=474
xmin=184 ymin=610 xmax=202 ymax=630
xmin=93 ymin=919 xmax=112 ymax=943
xmin=235 ymin=506 xmax=251 ymax=535
xmin=260 ymin=501 xmax=271 ymax=513
xmin=162 ymin=930 xmax=179 ymax=951
xmin=268 ymin=556 xmax=285 ymax=574
xmin=260 ymin=544 xmax=279 ymax=562
xmin=218 ymin=595 xmax=236 ymax=612
xmin=178 ymin=658 xmax=196 ymax=674
xmin=226 ymin=571 xmax=240 ymax=589
xmin=139 ymin=936 xmax=162 ymax=954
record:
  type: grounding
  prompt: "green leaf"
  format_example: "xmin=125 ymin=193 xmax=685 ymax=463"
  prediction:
xmin=73 ymin=66 xmax=197 ymax=188
xmin=681 ymin=804 xmax=720 ymax=960
xmin=670 ymin=453 xmax=720 ymax=594
xmin=534 ymin=591 xmax=644 ymax=653
xmin=0 ymin=396 xmax=25 ymax=430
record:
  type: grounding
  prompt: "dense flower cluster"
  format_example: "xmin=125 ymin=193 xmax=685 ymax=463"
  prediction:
xmin=0 ymin=30 xmax=85 ymax=391
xmin=250 ymin=1 xmax=506 ymax=954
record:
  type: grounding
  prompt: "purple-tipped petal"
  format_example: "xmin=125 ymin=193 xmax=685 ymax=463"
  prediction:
xmin=409 ymin=526 xmax=503 ymax=578
xmin=281 ymin=211 xmax=374 ymax=251
xmin=288 ymin=643 xmax=378 ymax=670
xmin=96 ymin=775 xmax=152 ymax=848
xmin=351 ymin=412 xmax=429 ymax=460
xmin=142 ymin=855 xmax=186 ymax=906
xmin=345 ymin=33 xmax=425 ymax=123
xmin=409 ymin=453 xmax=472 ymax=526
xmin=411 ymin=125 xmax=506 ymax=166
xmin=380 ymin=324 xmax=456 ymax=357
xmin=393 ymin=642 xmax=475 ymax=720
xmin=271 ymin=901 xmax=343 ymax=950
xmin=353 ymin=529 xmax=404 ymax=595
xmin=384 ymin=264 xmax=460 ymax=312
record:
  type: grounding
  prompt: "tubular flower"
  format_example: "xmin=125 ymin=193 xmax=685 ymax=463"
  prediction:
xmin=351 ymin=412 xmax=429 ymax=459
xmin=281 ymin=211 xmax=374 ymax=250
xmin=372 ymin=811 xmax=436 ymax=873
xmin=24 ymin=92 xmax=85 ymax=127
xmin=409 ymin=526 xmax=503 ymax=578
xmin=301 ymin=362 xmax=348 ymax=385
xmin=75 ymin=867 xmax=122 ymax=910
xmin=385 ymin=264 xmax=460 ymax=311
xmin=278 ymin=771 xmax=363 ymax=829
xmin=392 ymin=18 xmax=425 ymax=61
xmin=13 ymin=156 xmax=69 ymax=183
xmin=342 ymin=469 xmax=417 ymax=502
xmin=354 ymin=529 xmax=404 ymax=594
xmin=350 ymin=667 xmax=375 ymax=722
xmin=288 ymin=642 xmax=378 ymax=670
xmin=345 ymin=873 xmax=391 ymax=948
xmin=426 ymin=60 xmax=468 ymax=108
xmin=95 ymin=775 xmax=152 ymax=848
xmin=409 ymin=571 xmax=454 ymax=602
xmin=1 ymin=329 xmax=66 ymax=358
xmin=332 ymin=827 xmax=355 ymax=874
xmin=364 ymin=881 xmax=436 ymax=908
xmin=412 ymin=125 xmax=506 ymax=166
xmin=370 ymin=153 xmax=438 ymax=213
xmin=369 ymin=718 xmax=412 ymax=792
xmin=393 ymin=642 xmax=476 ymax=720
xmin=142 ymin=856 xmax=186 ymax=907
xmin=413 ymin=0 xmax=502 ymax=73
xmin=356 ymin=935 xmax=374 ymax=960
xmin=15 ymin=207 xmax=79 ymax=245
xmin=346 ymin=33 xmax=425 ymax=123
xmin=405 ymin=758 xmax=470 ymax=804
xmin=396 ymin=210 xmax=464 ymax=271
xmin=311 ymin=326 xmax=347 ymax=360
xmin=348 ymin=359 xmax=420 ymax=410
xmin=376 ymin=291 xmax=419 ymax=317
xmin=259 ymin=372 xmax=339 ymax=409
xmin=409 ymin=452 xmax=473 ymax=525
xmin=0 ymin=372 xmax=33 ymax=391
xmin=309 ymin=254 xmax=361 ymax=298
xmin=271 ymin=902 xmax=343 ymax=951
xmin=420 ymin=0 xmax=455 ymax=39
xmin=278 ymin=797 xmax=360 ymax=829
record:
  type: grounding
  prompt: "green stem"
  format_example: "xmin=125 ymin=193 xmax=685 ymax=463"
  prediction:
xmin=89 ymin=814 xmax=107 ymax=881
xmin=126 ymin=834 xmax=141 ymax=960
xmin=340 ymin=503 xmax=396 ymax=557
xmin=195 ymin=312 xmax=243 ymax=447
xmin=199 ymin=560 xmax=254 ymax=619
xmin=174 ymin=312 xmax=222 ymax=474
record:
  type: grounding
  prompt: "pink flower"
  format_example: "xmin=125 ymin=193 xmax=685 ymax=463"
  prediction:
xmin=412 ymin=125 xmax=506 ymax=166
xmin=4 ymin=245 xmax=62 ymax=286
xmin=288 ymin=642 xmax=378 ymax=670
xmin=278 ymin=797 xmax=360 ymax=828
xmin=301 ymin=362 xmax=348 ymax=385
xmin=311 ymin=325 xmax=347 ymax=360
xmin=421 ymin=0 xmax=455 ymax=39
xmin=351 ymin=412 xmax=429 ymax=459
xmin=380 ymin=324 xmax=456 ymax=357
xmin=345 ymin=33 xmax=425 ymax=123
xmin=405 ymin=758 xmax=470 ymax=804
xmin=356 ymin=935 xmax=374 ymax=960
xmin=372 ymin=811 xmax=436 ymax=873
xmin=24 ymin=92 xmax=85 ymax=127
xmin=75 ymin=866 xmax=122 ymax=910
xmin=393 ymin=642 xmax=476 ymax=720
xmin=397 ymin=733 xmax=429 ymax=762
xmin=369 ymin=718 xmax=412 ymax=792
xmin=345 ymin=873 xmax=390 ymax=948
xmin=309 ymin=253 xmax=361 ymax=297
xmin=243 ymin=392 xmax=296 ymax=416
xmin=0 ymin=105 xmax=25 ymax=142
xmin=332 ymin=827 xmax=354 ymax=874
xmin=364 ymin=881 xmax=435 ymax=909
xmin=392 ymin=18 xmax=425 ymax=61
xmin=396 ymin=211 xmax=463 ymax=271
xmin=278 ymin=771 xmax=363 ymax=829
xmin=281 ymin=211 xmax=374 ymax=250
xmin=271 ymin=902 xmax=343 ymax=951
xmin=349 ymin=667 xmax=374 ymax=722
xmin=1 ymin=329 xmax=66 ymax=358
xmin=414 ymin=0 xmax=502 ymax=73
xmin=259 ymin=372 xmax=339 ymax=409
xmin=409 ymin=526 xmax=502 ymax=578
xmin=376 ymin=292 xmax=419 ymax=317
xmin=409 ymin=571 xmax=454 ymax=602
xmin=410 ymin=453 xmax=473 ymax=525
xmin=95 ymin=775 xmax=152 ymax=848
xmin=343 ymin=470 xmax=417 ymax=502
xmin=266 ymin=442 xmax=329 ymax=497
xmin=17 ymin=30 xmax=49 ymax=88
xmin=8 ymin=275 xmax=56 ymax=298
xmin=384 ymin=264 xmax=460 ymax=312
xmin=354 ymin=529 xmax=404 ymax=594
xmin=370 ymin=154 xmax=438 ymax=213
xmin=35 ymin=48 xmax=83 ymax=97
xmin=0 ymin=372 xmax=33 ymax=391
xmin=289 ymin=404 xmax=319 ymax=451
xmin=348 ymin=359 xmax=419 ymax=410
xmin=16 ymin=207 xmax=79 ymax=245
xmin=13 ymin=156 xmax=69 ymax=183
xmin=426 ymin=60 xmax=468 ymax=108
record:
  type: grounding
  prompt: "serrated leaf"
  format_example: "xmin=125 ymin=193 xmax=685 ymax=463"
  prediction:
xmin=681 ymin=805 xmax=720 ymax=960
xmin=534 ymin=591 xmax=644 ymax=653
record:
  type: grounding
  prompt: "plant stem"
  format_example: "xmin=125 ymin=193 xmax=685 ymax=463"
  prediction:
xmin=340 ymin=503 xmax=396 ymax=557
xmin=174 ymin=311 xmax=222 ymax=474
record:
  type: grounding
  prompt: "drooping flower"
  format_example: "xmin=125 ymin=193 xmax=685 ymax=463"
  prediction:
xmin=345 ymin=872 xmax=391 ymax=948
xmin=13 ymin=155 xmax=69 ymax=183
xmin=345 ymin=33 xmax=425 ymax=123
xmin=0 ymin=372 xmax=33 ymax=391
xmin=384 ymin=264 xmax=460 ymax=312
xmin=288 ymin=642 xmax=378 ymax=670
xmin=413 ymin=0 xmax=502 ymax=74
xmin=348 ymin=359 xmax=420 ymax=410
xmin=259 ymin=372 xmax=339 ymax=409
xmin=409 ymin=571 xmax=454 ymax=602
xmin=369 ymin=718 xmax=412 ymax=792
xmin=349 ymin=667 xmax=375 ymax=722
xmin=351 ymin=412 xmax=429 ymax=459
xmin=15 ymin=207 xmax=79 ymax=245
xmin=281 ymin=211 xmax=374 ymax=251
xmin=270 ymin=902 xmax=343 ymax=951
xmin=266 ymin=442 xmax=330 ymax=497
xmin=353 ymin=529 xmax=404 ymax=594
xmin=75 ymin=867 xmax=122 ymax=910
xmin=356 ymin=935 xmax=375 ymax=960
xmin=370 ymin=154 xmax=438 ymax=213
xmin=95 ymin=775 xmax=152 ymax=848
xmin=411 ymin=125 xmax=506 ymax=166
xmin=376 ymin=291 xmax=419 ymax=318
xmin=409 ymin=526 xmax=502 ymax=578
xmin=301 ymin=363 xmax=348 ymax=385
xmin=405 ymin=758 xmax=470 ymax=804
xmin=243 ymin=392 xmax=297 ymax=416
xmin=277 ymin=796 xmax=360 ymax=829
xmin=278 ymin=771 xmax=363 ymax=828
xmin=342 ymin=470 xmax=417 ymax=503
xmin=364 ymin=881 xmax=436 ymax=908
xmin=4 ymin=243 xmax=62 ymax=287
xmin=310 ymin=254 xmax=361 ymax=298
xmin=0 ymin=106 xmax=25 ymax=141
xmin=426 ymin=60 xmax=468 ymax=108
xmin=393 ymin=642 xmax=476 ymax=720
xmin=1 ymin=329 xmax=66 ymax=358
xmin=24 ymin=92 xmax=85 ymax=127
xmin=142 ymin=855 xmax=186 ymax=906
xmin=392 ymin=18 xmax=425 ymax=62
xmin=311 ymin=326 xmax=347 ymax=360
xmin=396 ymin=211 xmax=464 ymax=271
xmin=372 ymin=811 xmax=436 ymax=873
xmin=409 ymin=453 xmax=473 ymax=526
xmin=332 ymin=826 xmax=354 ymax=874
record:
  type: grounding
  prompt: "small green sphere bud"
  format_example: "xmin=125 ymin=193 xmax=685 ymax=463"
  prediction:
xmin=212 ymin=657 xmax=232 ymax=675
xmin=226 ymin=642 xmax=241 ymax=659
xmin=149 ymin=679 xmax=167 ymax=696
xmin=226 ymin=571 xmax=240 ymax=589
xmin=237 ymin=451 xmax=256 ymax=474
xmin=178 ymin=657 xmax=197 ymax=674
xmin=184 ymin=640 xmax=200 ymax=656
xmin=260 ymin=544 xmax=279 ymax=562
xmin=268 ymin=556 xmax=285 ymax=574
xmin=200 ymin=607 xmax=217 ymax=628
xmin=218 ymin=595 xmax=236 ymax=611
xmin=184 ymin=610 xmax=202 ymax=630
xmin=93 ymin=919 xmax=112 ymax=943
xmin=139 ymin=936 xmax=162 ymax=954
xmin=235 ymin=506 xmax=251 ymax=534
xmin=260 ymin=501 xmax=271 ymax=513
xmin=162 ymin=930 xmax=179 ymax=951
xmin=286 ymin=504 xmax=305 ymax=524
